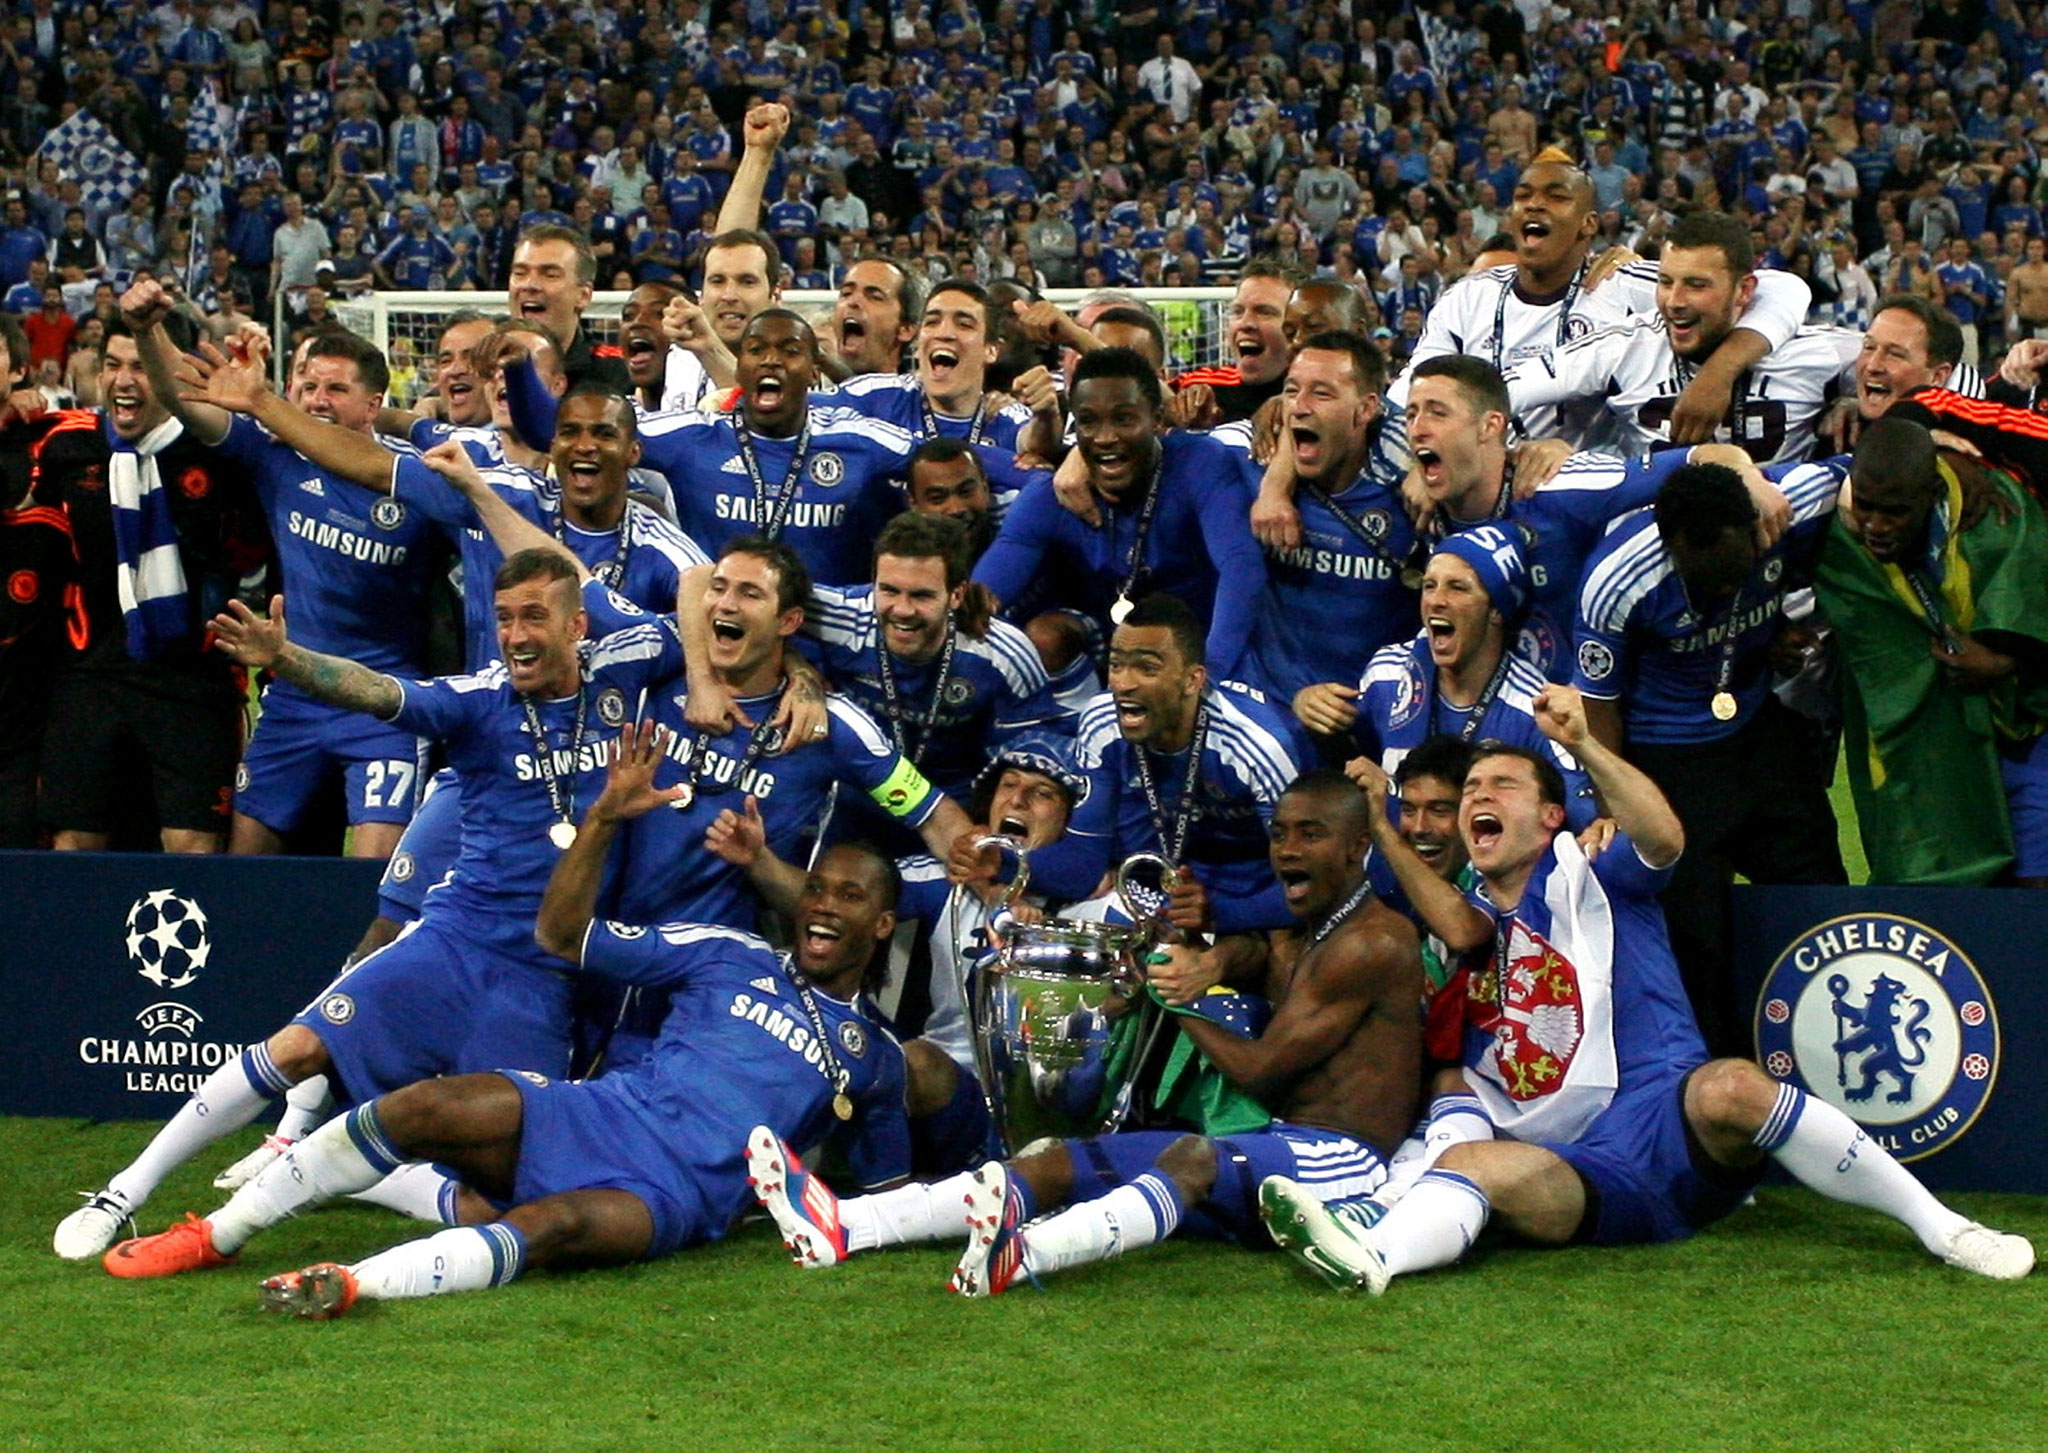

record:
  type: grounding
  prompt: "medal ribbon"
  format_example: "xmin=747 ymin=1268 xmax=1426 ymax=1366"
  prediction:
xmin=1133 ymin=698 xmax=1209 ymax=863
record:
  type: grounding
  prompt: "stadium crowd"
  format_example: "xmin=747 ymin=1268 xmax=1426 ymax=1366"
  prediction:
xmin=6 ymin=0 xmax=2043 ymax=1315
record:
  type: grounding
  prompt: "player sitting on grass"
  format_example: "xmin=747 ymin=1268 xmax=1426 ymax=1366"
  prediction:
xmin=1257 ymin=685 xmax=2035 ymax=1291
xmin=745 ymin=768 xmax=1426 ymax=1296
xmin=94 ymin=725 xmax=912 ymax=1316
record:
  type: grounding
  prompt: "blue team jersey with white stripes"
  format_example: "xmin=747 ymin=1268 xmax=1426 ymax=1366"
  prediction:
xmin=636 ymin=405 xmax=919 ymax=585
xmin=1027 ymin=681 xmax=1309 ymax=932
xmin=1572 ymin=456 xmax=1845 ymax=743
xmin=1354 ymin=633 xmax=1597 ymax=826
xmin=217 ymin=414 xmax=440 ymax=671
xmin=832 ymin=372 xmax=1034 ymax=453
xmin=392 ymin=452 xmax=709 ymax=669
xmin=803 ymin=582 xmax=1071 ymax=796
xmin=384 ymin=596 xmax=683 ymax=962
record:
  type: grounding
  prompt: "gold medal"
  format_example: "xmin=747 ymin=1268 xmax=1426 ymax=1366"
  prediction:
xmin=548 ymin=821 xmax=577 ymax=850
xmin=832 ymin=1091 xmax=853 ymax=1121
xmin=1710 ymin=691 xmax=1737 ymax=722
xmin=1400 ymin=565 xmax=1425 ymax=591
xmin=670 ymin=782 xmax=695 ymax=809
xmin=1109 ymin=594 xmax=1133 ymax=625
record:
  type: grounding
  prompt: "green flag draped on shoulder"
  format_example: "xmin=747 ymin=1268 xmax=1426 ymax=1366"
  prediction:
xmin=1817 ymin=460 xmax=2048 ymax=884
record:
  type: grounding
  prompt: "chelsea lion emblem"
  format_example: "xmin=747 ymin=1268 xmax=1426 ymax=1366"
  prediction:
xmin=810 ymin=452 xmax=845 ymax=486
xmin=371 ymin=498 xmax=407 ymax=530
xmin=1755 ymin=913 xmax=1998 ymax=1161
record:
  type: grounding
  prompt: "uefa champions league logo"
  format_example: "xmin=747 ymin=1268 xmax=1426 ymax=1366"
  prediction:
xmin=124 ymin=890 xmax=212 ymax=991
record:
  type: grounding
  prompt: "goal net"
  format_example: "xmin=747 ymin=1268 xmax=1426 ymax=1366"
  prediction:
xmin=323 ymin=287 xmax=1237 ymax=403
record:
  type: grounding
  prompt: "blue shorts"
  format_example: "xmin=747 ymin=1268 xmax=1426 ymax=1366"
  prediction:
xmin=912 ymin=1060 xmax=997 ymax=1176
xmin=236 ymin=682 xmax=425 ymax=834
xmin=2000 ymin=734 xmax=2048 ymax=878
xmin=376 ymin=769 xmax=461 ymax=922
xmin=292 ymin=913 xmax=573 ymax=1108
xmin=1545 ymin=1068 xmax=1763 ymax=1246
xmin=507 ymin=1070 xmax=720 ymax=1260
xmin=1060 ymin=1123 xmax=1387 ymax=1243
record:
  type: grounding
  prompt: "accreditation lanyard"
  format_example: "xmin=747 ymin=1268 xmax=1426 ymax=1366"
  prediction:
xmin=1491 ymin=264 xmax=1584 ymax=373
xmin=1900 ymin=566 xmax=1962 ymax=654
xmin=520 ymin=683 xmax=588 ymax=849
xmin=875 ymin=623 xmax=958 ymax=768
xmin=1307 ymin=876 xmax=1374 ymax=950
xmin=671 ymin=708 xmax=780 ymax=808
xmin=1429 ymin=648 xmax=1515 ymax=743
xmin=922 ymin=393 xmax=990 ymax=446
xmin=1108 ymin=454 xmax=1167 ymax=621
xmin=783 ymin=954 xmax=854 ymax=1121
xmin=1133 ymin=699 xmax=1209 ymax=864
xmin=1307 ymin=476 xmax=1421 ymax=588
xmin=733 ymin=419 xmax=812 ymax=540
xmin=555 ymin=510 xmax=632 ymax=590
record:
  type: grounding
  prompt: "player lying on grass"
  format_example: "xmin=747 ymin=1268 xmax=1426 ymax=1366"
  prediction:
xmin=1257 ymin=685 xmax=2036 ymax=1291
xmin=746 ymin=768 xmax=1427 ymax=1296
xmin=95 ymin=725 xmax=914 ymax=1317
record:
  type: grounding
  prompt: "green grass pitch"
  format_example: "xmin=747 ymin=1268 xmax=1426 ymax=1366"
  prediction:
xmin=6 ymin=1117 xmax=2046 ymax=1452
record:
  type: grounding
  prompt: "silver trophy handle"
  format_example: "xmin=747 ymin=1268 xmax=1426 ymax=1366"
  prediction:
xmin=971 ymin=833 xmax=1030 ymax=942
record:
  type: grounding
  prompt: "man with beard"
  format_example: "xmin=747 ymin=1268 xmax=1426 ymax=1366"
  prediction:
xmin=1341 ymin=527 xmax=1595 ymax=825
xmin=743 ymin=768 xmax=1423 ymax=1298
xmin=3 ymin=312 xmax=264 ymax=853
xmin=1502 ymin=210 xmax=1858 ymax=464
xmin=634 ymin=310 xmax=919 ymax=587
xmin=1391 ymin=160 xmax=1812 ymax=455
xmin=905 ymin=438 xmax=999 ymax=561
xmin=803 ymin=510 xmax=1068 ymax=816
xmin=1815 ymin=416 xmax=2048 ymax=885
xmin=972 ymin=348 xmax=1266 ymax=680
xmin=1260 ymin=692 xmax=2032 ymax=1291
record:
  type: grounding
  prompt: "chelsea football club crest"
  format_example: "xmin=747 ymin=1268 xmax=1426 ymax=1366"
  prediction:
xmin=810 ymin=452 xmax=845 ymax=487
xmin=1755 ymin=913 xmax=1998 ymax=1161
xmin=371 ymin=498 xmax=407 ymax=530
xmin=838 ymin=1020 xmax=868 ymax=1058
xmin=594 ymin=686 xmax=626 ymax=727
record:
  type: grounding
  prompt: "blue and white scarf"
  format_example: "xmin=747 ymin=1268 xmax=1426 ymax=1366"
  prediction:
xmin=106 ymin=412 xmax=190 ymax=660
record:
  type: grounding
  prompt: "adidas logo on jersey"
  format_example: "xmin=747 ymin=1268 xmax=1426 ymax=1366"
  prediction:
xmin=722 ymin=456 xmax=750 ymax=475
xmin=751 ymin=977 xmax=778 ymax=993
xmin=298 ymin=478 xmax=325 ymax=496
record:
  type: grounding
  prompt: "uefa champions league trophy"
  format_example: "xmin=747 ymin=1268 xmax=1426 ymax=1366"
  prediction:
xmin=963 ymin=837 xmax=1183 ymax=1156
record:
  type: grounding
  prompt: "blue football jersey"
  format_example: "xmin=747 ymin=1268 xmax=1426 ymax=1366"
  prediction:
xmin=833 ymin=372 xmax=1034 ymax=453
xmin=637 ymin=405 xmax=918 ymax=585
xmin=219 ymin=414 xmax=440 ymax=671
xmin=1572 ymin=457 xmax=1844 ymax=743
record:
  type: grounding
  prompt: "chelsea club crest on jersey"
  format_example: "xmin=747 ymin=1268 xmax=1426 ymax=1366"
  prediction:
xmin=1755 ymin=913 xmax=1998 ymax=1162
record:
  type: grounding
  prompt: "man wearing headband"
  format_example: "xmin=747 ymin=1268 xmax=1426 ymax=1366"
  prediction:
xmin=1345 ymin=525 xmax=1594 ymax=826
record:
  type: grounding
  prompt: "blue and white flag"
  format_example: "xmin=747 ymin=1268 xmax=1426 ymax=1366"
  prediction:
xmin=36 ymin=110 xmax=148 ymax=215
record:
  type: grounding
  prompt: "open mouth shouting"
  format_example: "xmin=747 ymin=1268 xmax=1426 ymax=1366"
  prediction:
xmin=1277 ymin=865 xmax=1315 ymax=907
xmin=796 ymin=911 xmax=845 ymax=967
xmin=1412 ymin=445 xmax=1447 ymax=491
xmin=1517 ymin=214 xmax=1553 ymax=250
xmin=1664 ymin=310 xmax=1706 ymax=355
xmin=108 ymin=383 xmax=148 ymax=433
xmin=624 ymin=329 xmax=663 ymax=381
xmin=1290 ymin=424 xmax=1325 ymax=474
xmin=837 ymin=312 xmax=868 ymax=358
xmin=749 ymin=370 xmax=789 ymax=412
xmin=923 ymin=342 xmax=962 ymax=383
xmin=1112 ymin=694 xmax=1151 ymax=737
xmin=1084 ymin=439 xmax=1139 ymax=490
xmin=1425 ymin=613 xmax=1460 ymax=661
xmin=1466 ymin=809 xmax=1504 ymax=856
xmin=994 ymin=808 xmax=1031 ymax=839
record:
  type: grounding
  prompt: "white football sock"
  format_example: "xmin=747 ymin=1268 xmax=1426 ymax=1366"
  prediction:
xmin=271 ymin=1076 xmax=333 ymax=1142
xmin=107 ymin=1044 xmax=296 ymax=1209
xmin=842 ymin=1170 xmax=982 ymax=1253
xmin=1018 ymin=1173 xmax=1183 ymax=1278
xmin=1754 ymin=1082 xmax=1967 ymax=1255
xmin=211 ymin=1104 xmax=406 ymax=1254
xmin=1372 ymin=1169 xmax=1491 ymax=1280
xmin=350 ymin=1223 xmax=525 ymax=1300
xmin=1378 ymin=1091 xmax=1493 ymax=1204
xmin=349 ymin=1162 xmax=459 ymax=1224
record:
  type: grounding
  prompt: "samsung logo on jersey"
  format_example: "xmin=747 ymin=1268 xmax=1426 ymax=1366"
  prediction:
xmin=659 ymin=730 xmax=778 ymax=797
xmin=730 ymin=991 xmax=827 ymax=1067
xmin=713 ymin=497 xmax=848 ymax=528
xmin=1665 ymin=599 xmax=1781 ymax=652
xmin=1270 ymin=543 xmax=1397 ymax=581
xmin=513 ymin=744 xmax=611 ymax=781
xmin=286 ymin=510 xmax=411 ymax=565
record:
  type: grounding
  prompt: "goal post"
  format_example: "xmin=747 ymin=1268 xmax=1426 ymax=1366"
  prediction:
xmin=320 ymin=286 xmax=1238 ymax=399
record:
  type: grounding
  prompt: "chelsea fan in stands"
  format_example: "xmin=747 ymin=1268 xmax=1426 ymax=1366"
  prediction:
xmin=127 ymin=279 xmax=440 ymax=861
xmin=56 ymin=530 xmax=682 ymax=1266
xmin=0 ymin=310 xmax=263 ymax=852
xmin=972 ymin=347 xmax=1267 ymax=682
xmin=746 ymin=768 xmax=1424 ymax=1298
xmin=1258 ymin=687 xmax=2033 ymax=1290
xmin=1572 ymin=458 xmax=1850 ymax=1055
xmin=101 ymin=724 xmax=913 ymax=1318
